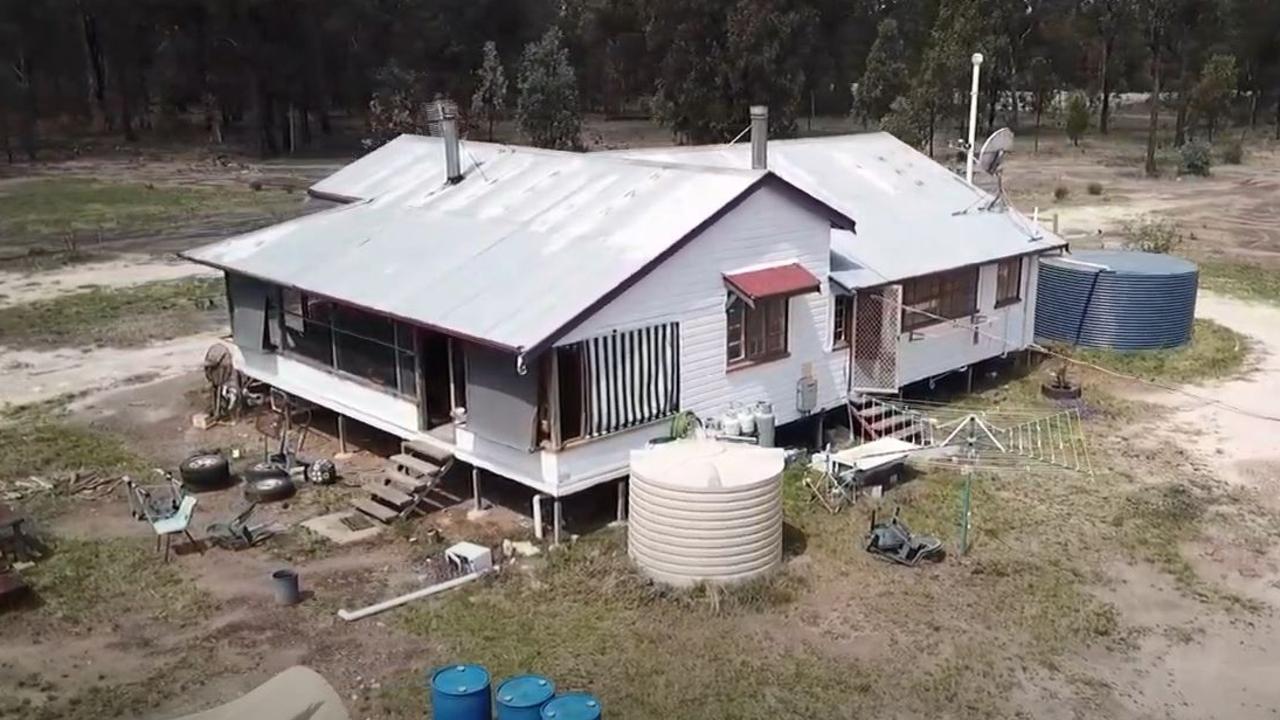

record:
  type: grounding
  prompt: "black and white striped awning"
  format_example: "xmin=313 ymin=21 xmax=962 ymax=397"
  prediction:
xmin=583 ymin=322 xmax=680 ymax=437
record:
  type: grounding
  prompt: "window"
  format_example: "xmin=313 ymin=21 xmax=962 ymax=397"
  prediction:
xmin=544 ymin=322 xmax=680 ymax=446
xmin=281 ymin=288 xmax=417 ymax=397
xmin=832 ymin=295 xmax=853 ymax=348
xmin=995 ymin=257 xmax=1023 ymax=307
xmin=726 ymin=295 xmax=789 ymax=366
xmin=901 ymin=268 xmax=979 ymax=332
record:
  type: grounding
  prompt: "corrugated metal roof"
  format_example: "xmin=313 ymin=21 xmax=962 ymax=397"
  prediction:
xmin=724 ymin=263 xmax=820 ymax=300
xmin=309 ymin=134 xmax=506 ymax=202
xmin=186 ymin=144 xmax=789 ymax=354
xmin=611 ymin=133 xmax=1066 ymax=289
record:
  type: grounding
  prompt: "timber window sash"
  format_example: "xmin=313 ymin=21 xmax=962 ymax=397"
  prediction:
xmin=995 ymin=257 xmax=1023 ymax=308
xmin=900 ymin=267 xmax=979 ymax=332
xmin=280 ymin=288 xmax=417 ymax=398
xmin=726 ymin=295 xmax=790 ymax=367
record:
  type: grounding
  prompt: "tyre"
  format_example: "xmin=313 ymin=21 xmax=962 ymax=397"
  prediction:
xmin=244 ymin=475 xmax=297 ymax=503
xmin=242 ymin=461 xmax=289 ymax=482
xmin=305 ymin=459 xmax=337 ymax=485
xmin=1040 ymin=382 xmax=1083 ymax=400
xmin=178 ymin=451 xmax=232 ymax=491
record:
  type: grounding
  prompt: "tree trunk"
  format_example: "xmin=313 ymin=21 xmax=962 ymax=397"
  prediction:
xmin=1145 ymin=48 xmax=1161 ymax=177
xmin=488 ymin=113 xmax=495 ymax=142
xmin=1034 ymin=105 xmax=1041 ymax=152
xmin=1174 ymin=54 xmax=1189 ymax=146
xmin=80 ymin=8 xmax=110 ymax=132
xmin=1275 ymin=87 xmax=1279 ymax=140
xmin=16 ymin=48 xmax=38 ymax=161
xmin=1009 ymin=60 xmax=1020 ymax=131
xmin=986 ymin=77 xmax=998 ymax=133
xmin=1248 ymin=85 xmax=1259 ymax=128
xmin=1099 ymin=38 xmax=1112 ymax=135
xmin=1 ymin=108 xmax=12 ymax=163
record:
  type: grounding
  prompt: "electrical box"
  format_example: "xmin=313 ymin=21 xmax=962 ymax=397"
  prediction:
xmin=445 ymin=541 xmax=493 ymax=574
xmin=796 ymin=376 xmax=818 ymax=414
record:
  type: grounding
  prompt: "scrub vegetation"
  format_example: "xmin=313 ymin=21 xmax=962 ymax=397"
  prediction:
xmin=0 ymin=276 xmax=224 ymax=348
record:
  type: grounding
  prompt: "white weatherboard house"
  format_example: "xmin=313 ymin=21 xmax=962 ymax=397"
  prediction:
xmin=182 ymin=111 xmax=1064 ymax=515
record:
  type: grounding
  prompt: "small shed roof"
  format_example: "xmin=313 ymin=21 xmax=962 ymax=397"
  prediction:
xmin=185 ymin=141 xmax=848 ymax=355
xmin=612 ymin=133 xmax=1066 ymax=289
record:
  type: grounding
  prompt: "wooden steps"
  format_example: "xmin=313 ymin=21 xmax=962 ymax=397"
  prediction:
xmin=390 ymin=453 xmax=441 ymax=478
xmin=350 ymin=497 xmax=399 ymax=524
xmin=364 ymin=482 xmax=414 ymax=509
xmin=350 ymin=439 xmax=456 ymax=525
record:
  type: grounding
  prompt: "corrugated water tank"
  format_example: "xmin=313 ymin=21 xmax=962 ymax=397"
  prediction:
xmin=628 ymin=439 xmax=784 ymax=587
xmin=1035 ymin=249 xmax=1198 ymax=350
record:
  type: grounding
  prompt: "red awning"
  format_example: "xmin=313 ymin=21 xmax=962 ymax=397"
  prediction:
xmin=724 ymin=263 xmax=821 ymax=303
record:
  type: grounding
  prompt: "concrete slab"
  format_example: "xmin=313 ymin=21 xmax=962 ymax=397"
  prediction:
xmin=301 ymin=511 xmax=383 ymax=545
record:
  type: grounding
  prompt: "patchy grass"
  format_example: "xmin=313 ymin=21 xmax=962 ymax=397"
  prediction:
xmin=0 ymin=177 xmax=298 ymax=249
xmin=393 ymin=531 xmax=862 ymax=720
xmin=1064 ymin=319 xmax=1247 ymax=385
xmin=0 ymin=276 xmax=224 ymax=348
xmin=24 ymin=537 xmax=210 ymax=626
xmin=1199 ymin=260 xmax=1280 ymax=304
xmin=0 ymin=420 xmax=144 ymax=485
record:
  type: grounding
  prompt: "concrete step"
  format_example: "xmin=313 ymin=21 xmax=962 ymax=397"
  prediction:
xmin=351 ymin=497 xmax=399 ymax=524
xmin=384 ymin=469 xmax=432 ymax=495
xmin=401 ymin=438 xmax=453 ymax=465
xmin=364 ymin=482 xmax=414 ymax=510
xmin=389 ymin=453 xmax=441 ymax=478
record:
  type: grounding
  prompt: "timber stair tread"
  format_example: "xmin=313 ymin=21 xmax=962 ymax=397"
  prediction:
xmin=363 ymin=483 xmax=414 ymax=509
xmin=868 ymin=412 xmax=916 ymax=433
xmin=389 ymin=453 xmax=442 ymax=478
xmin=351 ymin=497 xmax=400 ymax=524
xmin=384 ymin=469 xmax=432 ymax=495
xmin=401 ymin=439 xmax=453 ymax=465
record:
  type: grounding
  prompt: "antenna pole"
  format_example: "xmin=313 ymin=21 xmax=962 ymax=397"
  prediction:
xmin=966 ymin=53 xmax=984 ymax=185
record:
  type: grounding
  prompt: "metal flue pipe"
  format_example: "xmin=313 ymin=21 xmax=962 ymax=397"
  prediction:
xmin=965 ymin=53 xmax=984 ymax=184
xmin=750 ymin=105 xmax=768 ymax=170
xmin=441 ymin=105 xmax=462 ymax=184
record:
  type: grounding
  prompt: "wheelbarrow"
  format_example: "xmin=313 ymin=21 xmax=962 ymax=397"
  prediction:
xmin=865 ymin=507 xmax=943 ymax=566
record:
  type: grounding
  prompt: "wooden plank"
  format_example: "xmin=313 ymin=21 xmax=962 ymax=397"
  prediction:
xmin=869 ymin=413 xmax=912 ymax=434
xmin=364 ymin=483 xmax=414 ymax=509
xmin=402 ymin=439 xmax=453 ymax=465
xmin=856 ymin=404 xmax=892 ymax=421
xmin=390 ymin=453 xmax=441 ymax=478
xmin=385 ymin=469 xmax=431 ymax=495
xmin=351 ymin=497 xmax=399 ymax=524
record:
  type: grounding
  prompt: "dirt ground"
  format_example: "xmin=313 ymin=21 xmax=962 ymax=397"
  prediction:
xmin=2 ymin=115 xmax=1280 ymax=719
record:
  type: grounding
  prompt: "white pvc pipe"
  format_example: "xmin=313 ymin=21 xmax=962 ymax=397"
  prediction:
xmin=532 ymin=493 xmax=547 ymax=541
xmin=966 ymin=53 xmax=984 ymax=185
xmin=337 ymin=570 xmax=489 ymax=621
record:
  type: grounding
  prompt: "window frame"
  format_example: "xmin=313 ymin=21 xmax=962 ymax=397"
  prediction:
xmin=832 ymin=294 xmax=853 ymax=349
xmin=280 ymin=288 xmax=418 ymax=399
xmin=995 ymin=257 xmax=1023 ymax=308
xmin=726 ymin=294 xmax=791 ymax=369
xmin=900 ymin=267 xmax=980 ymax=332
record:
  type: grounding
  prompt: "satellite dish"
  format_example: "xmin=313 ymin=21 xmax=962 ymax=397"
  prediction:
xmin=977 ymin=128 xmax=1014 ymax=176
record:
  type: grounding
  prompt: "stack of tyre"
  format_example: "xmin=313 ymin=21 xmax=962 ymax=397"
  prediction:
xmin=178 ymin=451 xmax=336 ymax=502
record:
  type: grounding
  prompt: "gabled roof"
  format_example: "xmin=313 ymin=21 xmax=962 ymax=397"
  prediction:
xmin=611 ymin=132 xmax=1066 ymax=289
xmin=184 ymin=139 xmax=852 ymax=356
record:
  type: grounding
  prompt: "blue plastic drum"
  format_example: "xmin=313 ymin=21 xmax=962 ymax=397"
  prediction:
xmin=430 ymin=664 xmax=491 ymax=720
xmin=496 ymin=674 xmax=556 ymax=720
xmin=540 ymin=693 xmax=603 ymax=720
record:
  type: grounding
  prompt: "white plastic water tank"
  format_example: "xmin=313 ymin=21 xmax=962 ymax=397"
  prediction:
xmin=628 ymin=439 xmax=785 ymax=587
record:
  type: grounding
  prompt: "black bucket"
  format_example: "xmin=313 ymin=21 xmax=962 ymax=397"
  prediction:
xmin=272 ymin=569 xmax=301 ymax=606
